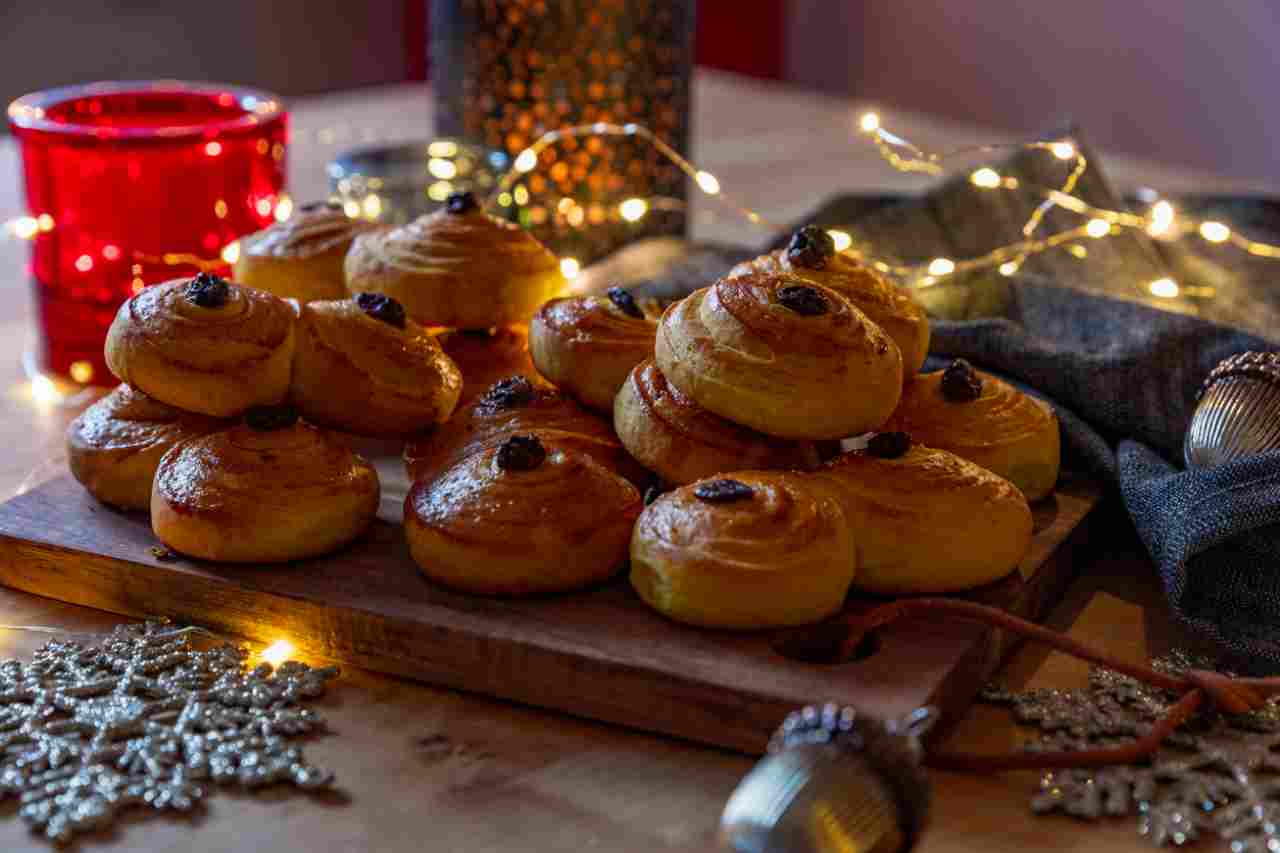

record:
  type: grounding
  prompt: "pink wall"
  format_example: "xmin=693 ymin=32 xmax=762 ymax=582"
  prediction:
xmin=790 ymin=0 xmax=1280 ymax=183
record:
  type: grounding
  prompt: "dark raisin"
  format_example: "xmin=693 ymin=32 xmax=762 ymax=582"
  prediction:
xmin=940 ymin=358 xmax=983 ymax=402
xmin=479 ymin=376 xmax=536 ymax=411
xmin=446 ymin=191 xmax=479 ymax=215
xmin=244 ymin=405 xmax=299 ymax=432
xmin=300 ymin=200 xmax=344 ymax=213
xmin=866 ymin=432 xmax=911 ymax=459
xmin=607 ymin=286 xmax=644 ymax=319
xmin=785 ymin=225 xmax=836 ymax=269
xmin=355 ymin=292 xmax=407 ymax=328
xmin=185 ymin=272 xmax=231 ymax=308
xmin=693 ymin=479 xmax=755 ymax=503
xmin=776 ymin=285 xmax=829 ymax=316
xmin=495 ymin=434 xmax=546 ymax=471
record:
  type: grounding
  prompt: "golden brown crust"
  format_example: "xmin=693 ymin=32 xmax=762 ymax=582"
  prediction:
xmin=630 ymin=471 xmax=856 ymax=628
xmin=151 ymin=420 xmax=379 ymax=562
xmin=403 ymin=377 xmax=646 ymax=487
xmin=654 ymin=273 xmax=903 ymax=439
xmin=812 ymin=444 xmax=1032 ymax=594
xmin=345 ymin=207 xmax=565 ymax=329
xmin=882 ymin=369 xmax=1061 ymax=501
xmin=529 ymin=294 xmax=658 ymax=412
xmin=104 ymin=278 xmax=296 ymax=417
xmin=614 ymin=360 xmax=821 ymax=485
xmin=729 ymin=250 xmax=931 ymax=379
xmin=234 ymin=205 xmax=380 ymax=303
xmin=289 ymin=299 xmax=462 ymax=437
xmin=435 ymin=325 xmax=542 ymax=405
xmin=66 ymin=385 xmax=224 ymax=510
xmin=405 ymin=444 xmax=642 ymax=595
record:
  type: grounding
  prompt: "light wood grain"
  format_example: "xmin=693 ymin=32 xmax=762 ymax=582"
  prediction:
xmin=0 ymin=73 xmax=1242 ymax=851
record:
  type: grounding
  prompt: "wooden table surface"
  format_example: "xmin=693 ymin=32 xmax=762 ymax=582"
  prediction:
xmin=0 ymin=71 xmax=1266 ymax=852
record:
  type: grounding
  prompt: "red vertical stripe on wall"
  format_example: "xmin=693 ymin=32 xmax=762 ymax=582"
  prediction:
xmin=696 ymin=0 xmax=786 ymax=79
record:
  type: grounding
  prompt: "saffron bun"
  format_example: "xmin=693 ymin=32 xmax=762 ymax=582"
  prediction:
xmin=881 ymin=360 xmax=1061 ymax=501
xmin=435 ymin=325 xmax=542 ymax=406
xmin=150 ymin=407 xmax=379 ymax=562
xmin=344 ymin=192 xmax=565 ymax=329
xmin=813 ymin=435 xmax=1032 ymax=595
xmin=614 ymin=360 xmax=822 ymax=485
xmin=629 ymin=472 xmax=857 ymax=629
xmin=404 ymin=435 xmax=642 ymax=595
xmin=66 ymin=385 xmax=224 ymax=510
xmin=654 ymin=272 xmax=903 ymax=439
xmin=403 ymin=375 xmax=646 ymax=487
xmin=729 ymin=227 xmax=930 ymax=379
xmin=233 ymin=201 xmax=380 ymax=303
xmin=104 ymin=274 xmax=296 ymax=417
xmin=529 ymin=287 xmax=659 ymax=412
xmin=289 ymin=295 xmax=462 ymax=437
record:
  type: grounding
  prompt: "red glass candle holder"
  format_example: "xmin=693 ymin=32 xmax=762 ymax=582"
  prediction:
xmin=8 ymin=81 xmax=288 ymax=387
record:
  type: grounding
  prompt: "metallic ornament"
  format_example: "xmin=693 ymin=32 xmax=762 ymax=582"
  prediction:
xmin=1185 ymin=351 xmax=1280 ymax=468
xmin=985 ymin=650 xmax=1280 ymax=851
xmin=0 ymin=622 xmax=338 ymax=844
xmin=720 ymin=704 xmax=933 ymax=853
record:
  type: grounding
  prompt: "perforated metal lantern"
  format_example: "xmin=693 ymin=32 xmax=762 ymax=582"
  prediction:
xmin=432 ymin=0 xmax=694 ymax=263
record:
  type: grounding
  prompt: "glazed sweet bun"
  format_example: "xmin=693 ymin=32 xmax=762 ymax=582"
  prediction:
xmin=881 ymin=359 xmax=1061 ymax=501
xmin=289 ymin=294 xmax=462 ymax=437
xmin=345 ymin=192 xmax=565 ymax=329
xmin=233 ymin=201 xmax=381 ymax=303
xmin=654 ymin=272 xmax=903 ymax=439
xmin=403 ymin=375 xmax=645 ymax=487
xmin=630 ymin=472 xmax=857 ymax=629
xmin=729 ymin=226 xmax=931 ymax=379
xmin=66 ymin=385 xmax=224 ymax=510
xmin=614 ymin=359 xmax=821 ymax=485
xmin=405 ymin=434 xmax=642 ymax=595
xmin=813 ymin=433 xmax=1032 ymax=595
xmin=435 ymin=325 xmax=542 ymax=405
xmin=151 ymin=406 xmax=379 ymax=563
xmin=105 ymin=274 xmax=296 ymax=417
xmin=529 ymin=286 xmax=658 ymax=412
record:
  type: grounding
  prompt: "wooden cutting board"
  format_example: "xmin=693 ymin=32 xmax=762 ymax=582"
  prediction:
xmin=0 ymin=471 xmax=1101 ymax=754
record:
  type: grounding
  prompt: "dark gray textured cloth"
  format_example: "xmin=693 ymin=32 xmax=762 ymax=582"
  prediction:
xmin=928 ymin=276 xmax=1280 ymax=666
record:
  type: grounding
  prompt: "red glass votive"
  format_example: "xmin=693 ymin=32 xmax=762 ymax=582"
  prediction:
xmin=8 ymin=81 xmax=288 ymax=386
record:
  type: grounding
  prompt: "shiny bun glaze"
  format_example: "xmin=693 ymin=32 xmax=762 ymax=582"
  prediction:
xmin=630 ymin=471 xmax=857 ymax=628
xmin=151 ymin=418 xmax=379 ymax=562
xmin=289 ymin=298 xmax=462 ymax=437
xmin=614 ymin=359 xmax=821 ymax=485
xmin=66 ymin=385 xmax=224 ymax=510
xmin=104 ymin=277 xmax=295 ymax=417
xmin=881 ymin=368 xmax=1061 ymax=501
xmin=436 ymin=325 xmax=541 ymax=405
xmin=405 ymin=443 xmax=642 ymax=595
xmin=812 ymin=442 xmax=1032 ymax=594
xmin=235 ymin=204 xmax=382 ymax=302
xmin=345 ymin=206 xmax=565 ymax=329
xmin=729 ymin=249 xmax=930 ymax=379
xmin=529 ymin=292 xmax=658 ymax=412
xmin=654 ymin=272 xmax=903 ymax=439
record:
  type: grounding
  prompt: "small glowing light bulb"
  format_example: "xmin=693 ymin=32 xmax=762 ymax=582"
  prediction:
xmin=74 ymin=254 xmax=93 ymax=273
xmin=1148 ymin=200 xmax=1175 ymax=236
xmin=37 ymin=213 xmax=55 ymax=232
xmin=220 ymin=241 xmax=241 ymax=265
xmin=559 ymin=257 xmax=580 ymax=279
xmin=30 ymin=375 xmax=58 ymax=405
xmin=1199 ymin=221 xmax=1230 ymax=243
xmin=274 ymin=195 xmax=293 ymax=222
xmin=514 ymin=149 xmax=538 ymax=173
xmin=999 ymin=261 xmax=1020 ymax=276
xmin=969 ymin=168 xmax=1001 ymax=189
xmin=1149 ymin=277 xmax=1180 ymax=298
xmin=343 ymin=200 xmax=361 ymax=219
xmin=69 ymin=361 xmax=94 ymax=384
xmin=619 ymin=198 xmax=648 ymax=222
xmin=428 ymin=158 xmax=458 ymax=180
xmin=927 ymin=257 xmax=955 ymax=277
xmin=695 ymin=171 xmax=721 ymax=195
xmin=1050 ymin=141 xmax=1076 ymax=160
xmin=827 ymin=230 xmax=852 ymax=252
xmin=362 ymin=194 xmax=383 ymax=220
xmin=1085 ymin=218 xmax=1111 ymax=238
xmin=260 ymin=640 xmax=295 ymax=667
xmin=428 ymin=140 xmax=458 ymax=158
xmin=12 ymin=216 xmax=38 ymax=239
xmin=204 ymin=141 xmax=223 ymax=157
xmin=859 ymin=112 xmax=881 ymax=133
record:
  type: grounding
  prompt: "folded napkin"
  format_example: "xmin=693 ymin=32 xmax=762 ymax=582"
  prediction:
xmin=927 ymin=276 xmax=1280 ymax=669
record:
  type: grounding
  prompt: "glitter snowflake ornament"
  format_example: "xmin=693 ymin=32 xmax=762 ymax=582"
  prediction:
xmin=0 ymin=622 xmax=339 ymax=844
xmin=985 ymin=651 xmax=1280 ymax=851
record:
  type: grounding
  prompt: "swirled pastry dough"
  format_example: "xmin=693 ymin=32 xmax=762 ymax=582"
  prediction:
xmin=234 ymin=202 xmax=380 ymax=302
